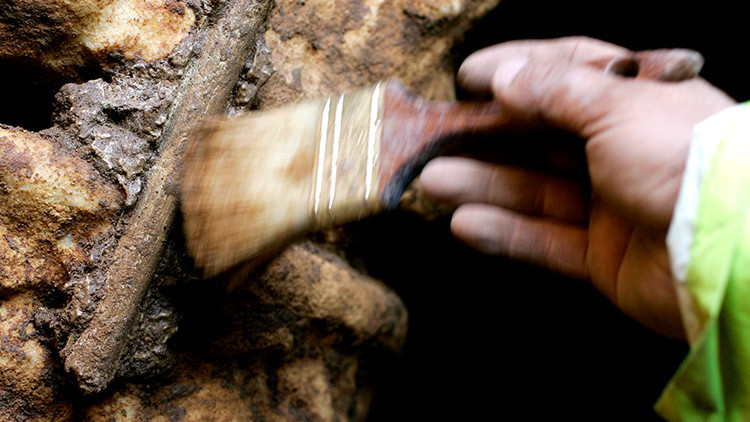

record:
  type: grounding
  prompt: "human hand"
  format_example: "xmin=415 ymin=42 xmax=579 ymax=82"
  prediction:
xmin=420 ymin=37 xmax=736 ymax=338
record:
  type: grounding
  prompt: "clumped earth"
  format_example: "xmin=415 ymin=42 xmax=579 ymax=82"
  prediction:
xmin=0 ymin=0 xmax=498 ymax=420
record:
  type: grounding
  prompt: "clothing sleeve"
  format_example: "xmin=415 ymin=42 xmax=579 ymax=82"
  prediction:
xmin=658 ymin=102 xmax=750 ymax=421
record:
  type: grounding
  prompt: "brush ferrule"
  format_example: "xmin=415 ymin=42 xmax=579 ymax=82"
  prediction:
xmin=310 ymin=82 xmax=386 ymax=229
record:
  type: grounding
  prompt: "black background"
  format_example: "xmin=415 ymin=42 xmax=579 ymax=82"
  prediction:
xmin=367 ymin=0 xmax=745 ymax=420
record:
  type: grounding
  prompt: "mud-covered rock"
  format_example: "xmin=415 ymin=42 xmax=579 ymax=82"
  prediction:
xmin=259 ymin=0 xmax=500 ymax=106
xmin=0 ymin=0 xmax=499 ymax=420
xmin=0 ymin=125 xmax=123 ymax=294
xmin=0 ymin=294 xmax=73 ymax=421
xmin=0 ymin=0 xmax=197 ymax=78
xmin=80 ymin=241 xmax=407 ymax=421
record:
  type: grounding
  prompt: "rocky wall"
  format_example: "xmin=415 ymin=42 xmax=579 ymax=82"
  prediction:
xmin=0 ymin=0 xmax=499 ymax=420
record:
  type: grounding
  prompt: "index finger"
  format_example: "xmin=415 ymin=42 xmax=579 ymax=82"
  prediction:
xmin=458 ymin=36 xmax=628 ymax=94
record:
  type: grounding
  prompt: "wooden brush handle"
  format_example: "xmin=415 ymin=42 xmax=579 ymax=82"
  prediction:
xmin=377 ymin=48 xmax=704 ymax=208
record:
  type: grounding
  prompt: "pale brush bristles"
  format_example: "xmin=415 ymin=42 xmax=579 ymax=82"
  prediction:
xmin=182 ymin=101 xmax=323 ymax=277
xmin=182 ymin=83 xmax=385 ymax=277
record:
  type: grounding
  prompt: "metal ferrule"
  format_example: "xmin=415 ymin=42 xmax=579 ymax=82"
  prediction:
xmin=309 ymin=82 xmax=385 ymax=229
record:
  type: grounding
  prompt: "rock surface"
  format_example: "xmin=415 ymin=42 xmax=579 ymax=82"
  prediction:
xmin=260 ymin=0 xmax=499 ymax=105
xmin=0 ymin=0 xmax=196 ymax=77
xmin=0 ymin=0 xmax=499 ymax=420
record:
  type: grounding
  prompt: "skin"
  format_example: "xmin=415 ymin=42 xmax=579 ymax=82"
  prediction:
xmin=420 ymin=37 xmax=737 ymax=339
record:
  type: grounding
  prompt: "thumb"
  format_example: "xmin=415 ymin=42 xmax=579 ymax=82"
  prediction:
xmin=491 ymin=57 xmax=621 ymax=137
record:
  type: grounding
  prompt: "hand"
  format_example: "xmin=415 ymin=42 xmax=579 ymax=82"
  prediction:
xmin=420 ymin=37 xmax=736 ymax=338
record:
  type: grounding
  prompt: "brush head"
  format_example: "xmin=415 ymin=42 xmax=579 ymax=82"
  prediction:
xmin=182 ymin=84 xmax=388 ymax=277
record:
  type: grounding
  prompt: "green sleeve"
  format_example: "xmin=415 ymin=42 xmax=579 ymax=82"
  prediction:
xmin=658 ymin=102 xmax=750 ymax=421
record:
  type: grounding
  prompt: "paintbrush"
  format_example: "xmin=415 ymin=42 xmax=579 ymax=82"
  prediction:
xmin=182 ymin=48 xmax=703 ymax=277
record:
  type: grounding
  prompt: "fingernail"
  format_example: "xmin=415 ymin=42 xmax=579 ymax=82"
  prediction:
xmin=492 ymin=57 xmax=528 ymax=91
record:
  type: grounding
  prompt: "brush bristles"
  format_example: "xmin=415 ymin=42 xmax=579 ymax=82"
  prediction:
xmin=182 ymin=102 xmax=322 ymax=277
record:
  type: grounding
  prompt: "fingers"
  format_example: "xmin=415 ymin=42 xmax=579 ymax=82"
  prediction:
xmin=489 ymin=55 xmax=625 ymax=137
xmin=458 ymin=36 xmax=627 ymax=94
xmin=420 ymin=157 xmax=589 ymax=223
xmin=450 ymin=203 xmax=589 ymax=279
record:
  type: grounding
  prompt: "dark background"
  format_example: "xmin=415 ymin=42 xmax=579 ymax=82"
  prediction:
xmin=367 ymin=0 xmax=745 ymax=420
